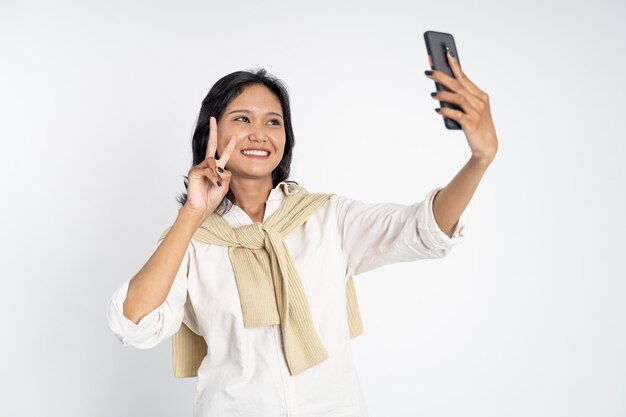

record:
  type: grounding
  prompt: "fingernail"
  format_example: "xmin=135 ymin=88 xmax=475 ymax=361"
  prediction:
xmin=447 ymin=49 xmax=455 ymax=58
xmin=217 ymin=166 xmax=224 ymax=173
xmin=424 ymin=70 xmax=433 ymax=76
xmin=430 ymin=92 xmax=437 ymax=97
xmin=435 ymin=108 xmax=441 ymax=113
xmin=217 ymin=180 xmax=222 ymax=187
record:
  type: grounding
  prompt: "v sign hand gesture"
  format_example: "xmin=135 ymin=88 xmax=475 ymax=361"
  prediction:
xmin=185 ymin=116 xmax=237 ymax=218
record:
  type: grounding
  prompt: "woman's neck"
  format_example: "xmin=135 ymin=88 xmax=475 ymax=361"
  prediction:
xmin=229 ymin=177 xmax=274 ymax=223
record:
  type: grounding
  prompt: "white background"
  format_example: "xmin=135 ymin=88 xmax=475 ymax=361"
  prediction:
xmin=1 ymin=0 xmax=625 ymax=416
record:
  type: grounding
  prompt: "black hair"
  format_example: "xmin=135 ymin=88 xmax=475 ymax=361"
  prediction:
xmin=176 ymin=68 xmax=297 ymax=216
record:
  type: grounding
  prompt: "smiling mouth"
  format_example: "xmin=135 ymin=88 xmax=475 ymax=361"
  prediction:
xmin=241 ymin=150 xmax=270 ymax=158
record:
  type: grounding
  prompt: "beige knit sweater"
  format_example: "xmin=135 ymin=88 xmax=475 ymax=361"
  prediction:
xmin=158 ymin=183 xmax=364 ymax=377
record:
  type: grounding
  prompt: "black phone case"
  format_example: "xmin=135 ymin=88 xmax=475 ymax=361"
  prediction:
xmin=423 ymin=30 xmax=462 ymax=130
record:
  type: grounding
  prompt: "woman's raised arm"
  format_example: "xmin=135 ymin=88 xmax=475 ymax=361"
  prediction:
xmin=121 ymin=206 xmax=201 ymax=324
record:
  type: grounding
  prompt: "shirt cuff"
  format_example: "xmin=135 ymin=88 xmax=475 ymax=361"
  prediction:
xmin=417 ymin=186 xmax=466 ymax=253
xmin=107 ymin=280 xmax=163 ymax=348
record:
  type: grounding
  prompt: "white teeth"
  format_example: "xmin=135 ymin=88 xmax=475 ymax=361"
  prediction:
xmin=242 ymin=150 xmax=269 ymax=156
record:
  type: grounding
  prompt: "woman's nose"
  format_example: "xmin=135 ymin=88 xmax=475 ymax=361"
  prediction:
xmin=249 ymin=127 xmax=268 ymax=142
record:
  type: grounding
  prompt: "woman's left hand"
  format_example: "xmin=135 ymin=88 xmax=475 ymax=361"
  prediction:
xmin=427 ymin=49 xmax=498 ymax=163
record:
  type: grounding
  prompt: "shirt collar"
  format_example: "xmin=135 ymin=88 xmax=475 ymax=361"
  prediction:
xmin=218 ymin=181 xmax=300 ymax=223
xmin=267 ymin=181 xmax=300 ymax=202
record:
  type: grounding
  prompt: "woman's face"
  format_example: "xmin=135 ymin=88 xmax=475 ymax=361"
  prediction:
xmin=216 ymin=84 xmax=286 ymax=181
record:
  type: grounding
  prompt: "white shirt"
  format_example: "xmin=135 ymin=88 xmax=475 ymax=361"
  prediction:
xmin=107 ymin=181 xmax=466 ymax=417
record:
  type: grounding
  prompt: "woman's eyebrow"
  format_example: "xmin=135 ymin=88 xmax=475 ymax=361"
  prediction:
xmin=227 ymin=109 xmax=284 ymax=120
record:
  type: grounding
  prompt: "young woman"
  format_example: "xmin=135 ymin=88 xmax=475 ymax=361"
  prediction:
xmin=107 ymin=58 xmax=498 ymax=417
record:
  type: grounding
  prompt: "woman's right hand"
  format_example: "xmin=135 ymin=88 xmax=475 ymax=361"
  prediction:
xmin=184 ymin=116 xmax=237 ymax=219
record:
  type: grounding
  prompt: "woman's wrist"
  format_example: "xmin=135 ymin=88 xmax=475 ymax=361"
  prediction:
xmin=178 ymin=204 xmax=208 ymax=230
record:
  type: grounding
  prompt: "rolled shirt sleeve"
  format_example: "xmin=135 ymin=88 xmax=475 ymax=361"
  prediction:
xmin=335 ymin=186 xmax=466 ymax=277
xmin=417 ymin=186 xmax=466 ymax=253
xmin=106 ymin=241 xmax=191 ymax=349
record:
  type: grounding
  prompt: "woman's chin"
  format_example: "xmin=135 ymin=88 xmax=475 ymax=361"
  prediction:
xmin=230 ymin=168 xmax=276 ymax=181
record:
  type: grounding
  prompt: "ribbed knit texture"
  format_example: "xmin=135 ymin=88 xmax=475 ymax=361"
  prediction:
xmin=158 ymin=183 xmax=364 ymax=378
xmin=171 ymin=320 xmax=207 ymax=378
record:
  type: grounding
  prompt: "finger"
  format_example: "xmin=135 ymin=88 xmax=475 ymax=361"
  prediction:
xmin=189 ymin=165 xmax=216 ymax=187
xmin=201 ymin=153 xmax=221 ymax=174
xmin=446 ymin=48 xmax=463 ymax=80
xmin=203 ymin=154 xmax=216 ymax=169
xmin=426 ymin=68 xmax=464 ymax=96
xmin=200 ymin=166 xmax=221 ymax=187
xmin=446 ymin=50 xmax=488 ymax=100
xmin=203 ymin=154 xmax=225 ymax=179
xmin=206 ymin=116 xmax=218 ymax=160
xmin=216 ymin=135 xmax=238 ymax=168
xmin=432 ymin=90 xmax=481 ymax=120
xmin=436 ymin=106 xmax=470 ymax=129
xmin=219 ymin=169 xmax=232 ymax=186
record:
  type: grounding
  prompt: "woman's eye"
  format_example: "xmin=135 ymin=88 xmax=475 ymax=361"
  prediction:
xmin=235 ymin=116 xmax=281 ymax=126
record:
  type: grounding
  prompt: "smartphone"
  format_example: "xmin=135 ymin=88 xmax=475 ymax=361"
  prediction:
xmin=423 ymin=30 xmax=462 ymax=130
